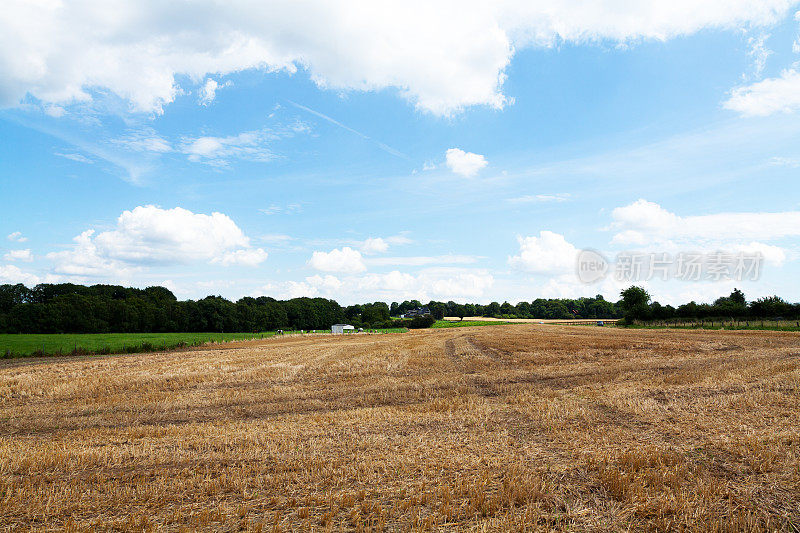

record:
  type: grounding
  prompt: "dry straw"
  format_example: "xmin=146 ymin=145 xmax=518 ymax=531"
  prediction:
xmin=1 ymin=325 xmax=798 ymax=530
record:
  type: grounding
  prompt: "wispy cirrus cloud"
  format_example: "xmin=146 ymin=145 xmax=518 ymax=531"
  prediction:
xmin=507 ymin=193 xmax=571 ymax=204
xmin=112 ymin=128 xmax=172 ymax=153
xmin=6 ymin=232 xmax=27 ymax=243
xmin=54 ymin=152 xmax=93 ymax=164
xmin=768 ymin=156 xmax=800 ymax=167
xmin=180 ymin=122 xmax=309 ymax=167
xmin=260 ymin=203 xmax=303 ymax=216
xmin=288 ymin=100 xmax=408 ymax=159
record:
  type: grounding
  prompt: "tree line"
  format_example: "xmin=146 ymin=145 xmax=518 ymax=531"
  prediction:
xmin=0 ymin=284 xmax=344 ymax=334
xmin=391 ymin=296 xmax=621 ymax=321
xmin=618 ymin=287 xmax=800 ymax=323
xmin=0 ymin=283 xmax=624 ymax=334
xmin=1 ymin=282 xmax=796 ymax=334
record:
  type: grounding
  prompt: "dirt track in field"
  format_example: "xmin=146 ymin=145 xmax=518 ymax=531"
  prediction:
xmin=1 ymin=325 xmax=799 ymax=531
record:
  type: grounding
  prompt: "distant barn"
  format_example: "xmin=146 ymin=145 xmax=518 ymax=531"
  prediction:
xmin=331 ymin=324 xmax=355 ymax=335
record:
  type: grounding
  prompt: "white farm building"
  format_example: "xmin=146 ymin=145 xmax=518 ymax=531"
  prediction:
xmin=331 ymin=324 xmax=355 ymax=335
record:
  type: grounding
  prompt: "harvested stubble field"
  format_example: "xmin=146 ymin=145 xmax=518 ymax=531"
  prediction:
xmin=1 ymin=325 xmax=799 ymax=531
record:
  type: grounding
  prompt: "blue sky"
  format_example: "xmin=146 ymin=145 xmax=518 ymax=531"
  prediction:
xmin=2 ymin=1 xmax=800 ymax=305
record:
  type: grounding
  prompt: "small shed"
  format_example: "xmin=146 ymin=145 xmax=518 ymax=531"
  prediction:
xmin=331 ymin=324 xmax=355 ymax=335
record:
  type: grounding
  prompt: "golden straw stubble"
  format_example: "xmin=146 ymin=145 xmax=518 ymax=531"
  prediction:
xmin=1 ymin=325 xmax=798 ymax=531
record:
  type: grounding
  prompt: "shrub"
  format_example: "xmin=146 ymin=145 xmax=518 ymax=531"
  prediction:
xmin=407 ymin=315 xmax=435 ymax=329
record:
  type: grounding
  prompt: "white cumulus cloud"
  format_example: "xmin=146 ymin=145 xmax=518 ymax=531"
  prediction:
xmin=725 ymin=69 xmax=800 ymax=116
xmin=253 ymin=281 xmax=313 ymax=300
xmin=732 ymin=242 xmax=786 ymax=266
xmin=308 ymin=247 xmax=367 ymax=273
xmin=255 ymin=276 xmax=342 ymax=299
xmin=6 ymin=232 xmax=27 ymax=243
xmin=508 ymin=231 xmax=579 ymax=274
xmin=299 ymin=267 xmax=494 ymax=303
xmin=47 ymin=205 xmax=266 ymax=278
xmin=356 ymin=235 xmax=413 ymax=254
xmin=360 ymin=237 xmax=389 ymax=254
xmin=198 ymin=78 xmax=231 ymax=106
xmin=46 ymin=230 xmax=139 ymax=279
xmin=305 ymin=274 xmax=344 ymax=292
xmin=3 ymin=1 xmax=791 ymax=116
xmin=610 ymin=199 xmax=800 ymax=244
xmin=445 ymin=148 xmax=488 ymax=177
xmin=366 ymin=255 xmax=479 ymax=267
xmin=3 ymin=249 xmax=33 ymax=262
xmin=0 ymin=264 xmax=41 ymax=285
xmin=212 ymin=248 xmax=268 ymax=267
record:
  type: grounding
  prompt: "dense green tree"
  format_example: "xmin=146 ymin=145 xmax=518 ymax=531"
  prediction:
xmin=0 ymin=284 xmax=30 ymax=313
xmin=677 ymin=301 xmax=699 ymax=318
xmin=499 ymin=302 xmax=515 ymax=315
xmin=712 ymin=289 xmax=747 ymax=317
xmin=427 ymin=301 xmax=446 ymax=320
xmin=361 ymin=302 xmax=390 ymax=325
xmin=451 ymin=303 xmax=466 ymax=320
xmin=749 ymin=296 xmax=792 ymax=318
xmin=729 ymin=288 xmax=746 ymax=307
xmin=620 ymin=286 xmax=651 ymax=321
xmin=484 ymin=302 xmax=501 ymax=317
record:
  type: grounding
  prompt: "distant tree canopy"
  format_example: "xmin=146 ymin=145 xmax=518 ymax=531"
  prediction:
xmin=387 ymin=297 xmax=623 ymax=321
xmin=0 ymin=283 xmax=794 ymax=334
xmin=643 ymin=289 xmax=800 ymax=322
xmin=0 ymin=283 xmax=345 ymax=334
